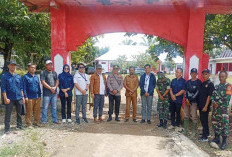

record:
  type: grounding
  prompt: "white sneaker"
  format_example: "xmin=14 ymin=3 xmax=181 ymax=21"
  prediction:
xmin=175 ymin=127 xmax=183 ymax=132
xmin=168 ymin=125 xmax=175 ymax=130
xmin=67 ymin=119 xmax=72 ymax=123
xmin=62 ymin=119 xmax=66 ymax=123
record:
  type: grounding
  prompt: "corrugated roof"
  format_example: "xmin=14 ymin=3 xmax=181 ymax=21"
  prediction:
xmin=217 ymin=49 xmax=232 ymax=58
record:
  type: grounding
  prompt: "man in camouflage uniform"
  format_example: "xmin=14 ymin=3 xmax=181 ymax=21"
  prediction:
xmin=107 ymin=65 xmax=124 ymax=122
xmin=211 ymin=71 xmax=232 ymax=150
xmin=156 ymin=71 xmax=170 ymax=129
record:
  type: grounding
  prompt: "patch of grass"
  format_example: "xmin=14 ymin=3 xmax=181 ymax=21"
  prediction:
xmin=0 ymin=130 xmax=47 ymax=157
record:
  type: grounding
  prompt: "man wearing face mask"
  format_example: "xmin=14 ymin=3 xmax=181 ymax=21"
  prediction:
xmin=124 ymin=66 xmax=139 ymax=123
xmin=156 ymin=71 xmax=170 ymax=129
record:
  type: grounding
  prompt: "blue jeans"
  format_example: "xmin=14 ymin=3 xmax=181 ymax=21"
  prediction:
xmin=141 ymin=95 xmax=153 ymax=121
xmin=42 ymin=94 xmax=58 ymax=123
xmin=93 ymin=95 xmax=104 ymax=118
xmin=76 ymin=95 xmax=88 ymax=121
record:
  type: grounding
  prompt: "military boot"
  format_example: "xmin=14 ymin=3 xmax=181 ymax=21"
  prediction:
xmin=190 ymin=122 xmax=197 ymax=138
xmin=211 ymin=133 xmax=220 ymax=144
xmin=220 ymin=136 xmax=227 ymax=150
xmin=183 ymin=119 xmax=189 ymax=135
xmin=163 ymin=120 xmax=167 ymax=129
xmin=157 ymin=119 xmax=163 ymax=127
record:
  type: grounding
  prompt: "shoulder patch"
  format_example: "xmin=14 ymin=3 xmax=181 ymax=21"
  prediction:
xmin=226 ymin=84 xmax=232 ymax=96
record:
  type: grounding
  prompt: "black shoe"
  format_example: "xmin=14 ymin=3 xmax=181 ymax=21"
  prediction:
xmin=199 ymin=136 xmax=208 ymax=142
xmin=220 ymin=136 xmax=227 ymax=150
xmin=140 ymin=119 xmax=145 ymax=123
xmin=115 ymin=116 xmax=120 ymax=122
xmin=4 ymin=130 xmax=11 ymax=134
xmin=83 ymin=118 xmax=88 ymax=123
xmin=133 ymin=119 xmax=137 ymax=123
xmin=147 ymin=120 xmax=151 ymax=124
xmin=76 ymin=119 xmax=80 ymax=124
xmin=16 ymin=126 xmax=24 ymax=130
xmin=157 ymin=119 xmax=163 ymax=127
xmin=125 ymin=119 xmax=129 ymax=122
xmin=107 ymin=115 xmax=112 ymax=122
xmin=211 ymin=133 xmax=220 ymax=144
xmin=163 ymin=120 xmax=167 ymax=129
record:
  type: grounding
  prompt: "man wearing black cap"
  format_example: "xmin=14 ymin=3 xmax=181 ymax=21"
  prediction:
xmin=1 ymin=61 xmax=25 ymax=134
xmin=184 ymin=68 xmax=201 ymax=137
xmin=107 ymin=65 xmax=124 ymax=122
xmin=198 ymin=69 xmax=215 ymax=142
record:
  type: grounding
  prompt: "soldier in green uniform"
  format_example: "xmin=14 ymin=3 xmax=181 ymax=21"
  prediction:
xmin=211 ymin=71 xmax=232 ymax=150
xmin=156 ymin=71 xmax=170 ymax=129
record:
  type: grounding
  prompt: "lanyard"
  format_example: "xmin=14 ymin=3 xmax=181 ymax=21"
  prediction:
xmin=145 ymin=75 xmax=150 ymax=83
xmin=79 ymin=72 xmax=87 ymax=82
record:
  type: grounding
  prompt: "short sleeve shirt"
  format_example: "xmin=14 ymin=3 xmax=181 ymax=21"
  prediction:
xmin=198 ymin=79 xmax=215 ymax=110
xmin=73 ymin=72 xmax=90 ymax=95
xmin=40 ymin=70 xmax=58 ymax=96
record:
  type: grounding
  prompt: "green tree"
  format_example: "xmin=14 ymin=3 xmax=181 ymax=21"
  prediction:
xmin=71 ymin=37 xmax=106 ymax=66
xmin=204 ymin=14 xmax=232 ymax=52
xmin=0 ymin=0 xmax=51 ymax=72
xmin=131 ymin=53 xmax=158 ymax=69
xmin=111 ymin=55 xmax=128 ymax=73
xmin=164 ymin=57 xmax=175 ymax=74
xmin=121 ymin=39 xmax=137 ymax=45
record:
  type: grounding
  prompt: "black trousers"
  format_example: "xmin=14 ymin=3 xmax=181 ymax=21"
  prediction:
xmin=108 ymin=94 xmax=121 ymax=116
xmin=199 ymin=109 xmax=210 ymax=138
xmin=60 ymin=96 xmax=72 ymax=119
xmin=170 ymin=101 xmax=181 ymax=127
xmin=5 ymin=99 xmax=23 ymax=132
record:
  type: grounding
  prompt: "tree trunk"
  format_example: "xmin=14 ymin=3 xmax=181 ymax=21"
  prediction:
xmin=2 ymin=40 xmax=13 ymax=74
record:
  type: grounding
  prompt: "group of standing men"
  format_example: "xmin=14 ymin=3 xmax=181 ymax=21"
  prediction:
xmin=1 ymin=60 xmax=231 ymax=150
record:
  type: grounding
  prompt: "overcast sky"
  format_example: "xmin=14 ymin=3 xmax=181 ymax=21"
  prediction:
xmin=94 ymin=32 xmax=146 ymax=48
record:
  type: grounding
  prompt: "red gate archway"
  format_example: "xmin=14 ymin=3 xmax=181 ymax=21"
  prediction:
xmin=21 ymin=0 xmax=232 ymax=79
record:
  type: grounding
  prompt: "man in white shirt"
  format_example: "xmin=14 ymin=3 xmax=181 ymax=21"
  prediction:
xmin=73 ymin=63 xmax=90 ymax=124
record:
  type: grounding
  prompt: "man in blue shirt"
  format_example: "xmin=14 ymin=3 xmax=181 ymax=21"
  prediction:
xmin=139 ymin=64 xmax=156 ymax=124
xmin=169 ymin=68 xmax=186 ymax=131
xmin=1 ymin=61 xmax=25 ymax=134
xmin=23 ymin=63 xmax=41 ymax=127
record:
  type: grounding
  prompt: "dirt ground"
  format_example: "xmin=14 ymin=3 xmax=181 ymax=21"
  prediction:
xmin=0 ymin=89 xmax=232 ymax=157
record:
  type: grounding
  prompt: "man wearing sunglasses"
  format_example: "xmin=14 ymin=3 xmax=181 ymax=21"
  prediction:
xmin=74 ymin=63 xmax=90 ymax=124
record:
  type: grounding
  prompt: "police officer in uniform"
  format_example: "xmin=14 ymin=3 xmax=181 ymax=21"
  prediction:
xmin=184 ymin=68 xmax=201 ymax=137
xmin=198 ymin=69 xmax=215 ymax=142
xmin=107 ymin=65 xmax=124 ymax=122
xmin=156 ymin=71 xmax=170 ymax=129
xmin=211 ymin=71 xmax=232 ymax=150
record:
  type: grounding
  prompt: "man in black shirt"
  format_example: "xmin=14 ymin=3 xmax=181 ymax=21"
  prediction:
xmin=184 ymin=68 xmax=201 ymax=137
xmin=198 ymin=69 xmax=215 ymax=142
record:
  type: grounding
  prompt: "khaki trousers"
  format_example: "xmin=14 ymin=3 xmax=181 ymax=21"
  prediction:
xmin=184 ymin=102 xmax=198 ymax=123
xmin=125 ymin=95 xmax=137 ymax=119
xmin=25 ymin=98 xmax=41 ymax=126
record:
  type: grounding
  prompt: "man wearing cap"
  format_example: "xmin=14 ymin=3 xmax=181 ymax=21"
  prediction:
xmin=139 ymin=64 xmax=156 ymax=124
xmin=183 ymin=68 xmax=201 ymax=136
xmin=23 ymin=63 xmax=41 ymax=128
xmin=90 ymin=64 xmax=107 ymax=123
xmin=107 ymin=65 xmax=124 ymax=122
xmin=124 ymin=66 xmax=139 ymax=122
xmin=1 ymin=61 xmax=25 ymax=134
xmin=169 ymin=68 xmax=186 ymax=131
xmin=198 ymin=69 xmax=215 ymax=142
xmin=156 ymin=71 xmax=170 ymax=129
xmin=40 ymin=60 xmax=59 ymax=124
